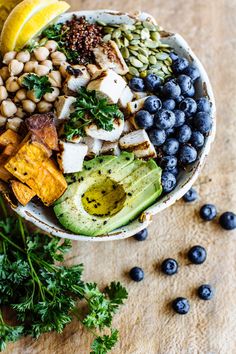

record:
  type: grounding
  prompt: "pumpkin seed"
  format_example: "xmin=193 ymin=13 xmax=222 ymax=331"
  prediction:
xmin=137 ymin=53 xmax=149 ymax=64
xmin=140 ymin=64 xmax=148 ymax=71
xmin=156 ymin=52 xmax=169 ymax=60
xmin=145 ymin=39 xmax=159 ymax=49
xmin=115 ymin=38 xmax=122 ymax=48
xmin=161 ymin=65 xmax=170 ymax=74
xmin=103 ymin=27 xmax=114 ymax=34
xmin=128 ymin=66 xmax=140 ymax=76
xmin=150 ymin=31 xmax=160 ymax=41
xmin=130 ymin=56 xmax=143 ymax=68
xmin=123 ymin=37 xmax=129 ymax=47
xmin=150 ymin=62 xmax=163 ymax=70
xmin=140 ymin=70 xmax=147 ymax=78
xmin=139 ymin=47 xmax=150 ymax=56
xmin=128 ymin=45 xmax=139 ymax=51
xmin=121 ymin=47 xmax=129 ymax=59
xmin=164 ymin=59 xmax=171 ymax=66
xmin=130 ymin=39 xmax=140 ymax=45
xmin=141 ymin=28 xmax=150 ymax=40
xmin=124 ymin=32 xmax=133 ymax=41
xmin=129 ymin=50 xmax=139 ymax=57
xmin=149 ymin=55 xmax=157 ymax=65
xmin=132 ymin=33 xmax=140 ymax=39
xmin=112 ymin=29 xmax=121 ymax=39
xmin=103 ymin=34 xmax=111 ymax=42
xmin=143 ymin=21 xmax=157 ymax=31
xmin=96 ymin=20 xmax=107 ymax=26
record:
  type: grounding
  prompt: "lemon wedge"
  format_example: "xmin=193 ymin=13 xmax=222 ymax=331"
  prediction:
xmin=16 ymin=1 xmax=70 ymax=51
xmin=0 ymin=0 xmax=22 ymax=33
xmin=0 ymin=0 xmax=58 ymax=54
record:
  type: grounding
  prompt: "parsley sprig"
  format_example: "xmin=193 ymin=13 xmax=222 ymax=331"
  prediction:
xmin=64 ymin=87 xmax=124 ymax=140
xmin=0 ymin=197 xmax=127 ymax=353
xmin=22 ymin=74 xmax=53 ymax=99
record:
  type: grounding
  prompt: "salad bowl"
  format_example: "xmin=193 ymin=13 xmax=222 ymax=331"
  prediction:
xmin=13 ymin=10 xmax=216 ymax=241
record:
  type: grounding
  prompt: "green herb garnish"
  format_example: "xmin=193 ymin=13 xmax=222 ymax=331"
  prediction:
xmin=64 ymin=87 xmax=124 ymax=140
xmin=0 ymin=198 xmax=128 ymax=353
xmin=22 ymin=74 xmax=53 ymax=99
xmin=42 ymin=24 xmax=64 ymax=40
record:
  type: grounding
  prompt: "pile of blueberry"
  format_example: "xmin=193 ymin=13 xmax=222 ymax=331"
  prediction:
xmin=129 ymin=53 xmax=213 ymax=194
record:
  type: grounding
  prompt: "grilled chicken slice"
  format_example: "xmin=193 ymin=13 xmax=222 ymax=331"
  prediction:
xmin=54 ymin=96 xmax=76 ymax=120
xmin=133 ymin=91 xmax=148 ymax=100
xmin=101 ymin=141 xmax=121 ymax=156
xmin=93 ymin=40 xmax=129 ymax=75
xmin=87 ymin=69 xmax=127 ymax=104
xmin=85 ymin=118 xmax=124 ymax=142
xmin=82 ymin=136 xmax=102 ymax=157
xmin=122 ymin=119 xmax=135 ymax=135
xmin=63 ymin=65 xmax=90 ymax=94
xmin=118 ymin=86 xmax=134 ymax=109
xmin=119 ymin=129 xmax=157 ymax=158
xmin=57 ymin=141 xmax=88 ymax=174
xmin=127 ymin=97 xmax=150 ymax=114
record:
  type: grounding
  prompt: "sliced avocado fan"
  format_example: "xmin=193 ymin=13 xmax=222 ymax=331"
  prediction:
xmin=54 ymin=152 xmax=162 ymax=236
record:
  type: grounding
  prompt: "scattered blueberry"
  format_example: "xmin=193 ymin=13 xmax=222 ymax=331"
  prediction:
xmin=144 ymin=95 xmax=162 ymax=113
xmin=148 ymin=128 xmax=166 ymax=146
xmin=175 ymin=95 xmax=184 ymax=104
xmin=129 ymin=267 xmax=144 ymax=282
xmin=169 ymin=166 xmax=179 ymax=176
xmin=196 ymin=97 xmax=212 ymax=113
xmin=179 ymin=144 xmax=197 ymax=164
xmin=135 ymin=110 xmax=154 ymax=129
xmin=154 ymin=109 xmax=176 ymax=130
xmin=176 ymin=124 xmax=192 ymax=143
xmin=179 ymin=98 xmax=197 ymax=118
xmin=144 ymin=74 xmax=162 ymax=92
xmin=219 ymin=212 xmax=236 ymax=230
xmin=163 ymin=80 xmax=181 ymax=99
xmin=190 ymin=131 xmax=205 ymax=149
xmin=172 ymin=297 xmax=190 ymax=315
xmin=162 ymin=99 xmax=176 ymax=111
xmin=197 ymin=284 xmax=214 ymax=300
xmin=186 ymin=84 xmax=195 ymax=97
xmin=129 ymin=77 xmax=145 ymax=92
xmin=133 ymin=228 xmax=148 ymax=241
xmin=200 ymin=204 xmax=217 ymax=221
xmin=161 ymin=258 xmax=179 ymax=275
xmin=162 ymin=138 xmax=179 ymax=155
xmin=165 ymin=127 xmax=175 ymax=136
xmin=161 ymin=171 xmax=177 ymax=193
xmin=172 ymin=57 xmax=189 ymax=74
xmin=173 ymin=109 xmax=185 ymax=127
xmin=169 ymin=51 xmax=179 ymax=61
xmin=161 ymin=156 xmax=177 ymax=171
xmin=183 ymin=65 xmax=200 ymax=82
xmin=183 ymin=187 xmax=198 ymax=202
xmin=194 ymin=112 xmax=212 ymax=134
xmin=188 ymin=245 xmax=207 ymax=264
xmin=177 ymin=75 xmax=193 ymax=96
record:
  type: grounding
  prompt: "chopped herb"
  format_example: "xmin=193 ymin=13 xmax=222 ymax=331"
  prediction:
xmin=22 ymin=74 xmax=53 ymax=99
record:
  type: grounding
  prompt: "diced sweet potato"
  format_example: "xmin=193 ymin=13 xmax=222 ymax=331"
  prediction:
xmin=3 ymin=143 xmax=18 ymax=156
xmin=0 ymin=166 xmax=13 ymax=182
xmin=25 ymin=113 xmax=59 ymax=151
xmin=0 ymin=129 xmax=22 ymax=148
xmin=10 ymin=180 xmax=36 ymax=206
xmin=0 ymin=180 xmax=17 ymax=208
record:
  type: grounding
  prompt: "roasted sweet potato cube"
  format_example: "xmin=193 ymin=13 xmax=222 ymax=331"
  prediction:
xmin=0 ymin=180 xmax=17 ymax=208
xmin=10 ymin=180 xmax=36 ymax=206
xmin=0 ymin=129 xmax=22 ymax=148
xmin=0 ymin=166 xmax=13 ymax=182
xmin=25 ymin=113 xmax=59 ymax=151
xmin=3 ymin=143 xmax=18 ymax=156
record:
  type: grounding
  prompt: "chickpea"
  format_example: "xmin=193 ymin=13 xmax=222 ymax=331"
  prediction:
xmin=40 ymin=60 xmax=53 ymax=70
xmin=6 ymin=77 xmax=20 ymax=92
xmin=6 ymin=117 xmax=23 ymax=132
xmin=8 ymin=59 xmax=24 ymax=76
xmin=0 ymin=116 xmax=7 ymax=127
xmin=0 ymin=76 xmax=3 ymax=86
xmin=0 ymin=100 xmax=17 ymax=117
xmin=3 ymin=51 xmax=17 ymax=65
xmin=15 ymin=89 xmax=27 ymax=101
xmin=18 ymin=73 xmax=29 ymax=87
xmin=48 ymin=70 xmax=62 ymax=87
xmin=16 ymin=107 xmax=26 ymax=118
xmin=34 ymin=64 xmax=50 ymax=76
xmin=33 ymin=47 xmax=49 ymax=61
xmin=0 ymin=86 xmax=8 ymax=101
xmin=0 ymin=67 xmax=10 ymax=81
xmin=51 ymin=51 xmax=67 ymax=66
xmin=16 ymin=50 xmax=31 ymax=63
xmin=37 ymin=100 xmax=52 ymax=113
xmin=24 ymin=60 xmax=38 ymax=73
xmin=43 ymin=87 xmax=59 ymax=102
xmin=22 ymin=99 xmax=36 ymax=113
xmin=26 ymin=90 xmax=40 ymax=103
xmin=45 ymin=40 xmax=58 ymax=53
xmin=59 ymin=62 xmax=70 ymax=78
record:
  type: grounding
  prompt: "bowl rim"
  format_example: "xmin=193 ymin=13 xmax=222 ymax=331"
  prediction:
xmin=14 ymin=9 xmax=216 ymax=241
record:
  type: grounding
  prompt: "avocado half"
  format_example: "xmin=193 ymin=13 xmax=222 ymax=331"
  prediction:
xmin=54 ymin=152 xmax=162 ymax=236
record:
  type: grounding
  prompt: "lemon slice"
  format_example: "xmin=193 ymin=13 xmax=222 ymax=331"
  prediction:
xmin=16 ymin=1 xmax=70 ymax=51
xmin=0 ymin=0 xmax=58 ymax=54
xmin=0 ymin=0 xmax=22 ymax=33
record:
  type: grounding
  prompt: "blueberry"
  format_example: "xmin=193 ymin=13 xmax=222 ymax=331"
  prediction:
xmin=188 ymin=245 xmax=207 ymax=264
xmin=163 ymin=80 xmax=181 ymax=99
xmin=176 ymin=124 xmax=192 ymax=143
xmin=196 ymin=97 xmax=212 ymax=113
xmin=200 ymin=204 xmax=217 ymax=221
xmin=173 ymin=109 xmax=185 ymax=127
xmin=175 ymin=95 xmax=184 ymax=104
xmin=144 ymin=74 xmax=162 ymax=92
xmin=191 ymin=131 xmax=205 ymax=149
xmin=179 ymin=98 xmax=197 ymax=118
xmin=162 ymin=138 xmax=179 ymax=155
xmin=161 ymin=156 xmax=177 ymax=171
xmin=135 ymin=110 xmax=154 ymax=129
xmin=179 ymin=144 xmax=197 ymax=164
xmin=183 ymin=65 xmax=200 ymax=81
xmin=133 ymin=228 xmax=148 ymax=241
xmin=194 ymin=112 xmax=212 ymax=134
xmin=177 ymin=75 xmax=193 ymax=96
xmin=154 ymin=109 xmax=176 ymax=130
xmin=161 ymin=258 xmax=178 ymax=275
xmin=169 ymin=51 xmax=179 ymax=61
xmin=129 ymin=77 xmax=145 ymax=92
xmin=148 ymin=128 xmax=166 ymax=146
xmin=197 ymin=284 xmax=214 ymax=300
xmin=161 ymin=171 xmax=176 ymax=193
xmin=129 ymin=267 xmax=144 ymax=282
xmin=172 ymin=57 xmax=189 ymax=74
xmin=169 ymin=166 xmax=179 ymax=176
xmin=185 ymin=84 xmax=195 ymax=98
xmin=165 ymin=127 xmax=175 ymax=136
xmin=219 ymin=212 xmax=236 ymax=230
xmin=162 ymin=99 xmax=176 ymax=111
xmin=183 ymin=187 xmax=198 ymax=202
xmin=144 ymin=95 xmax=162 ymax=113
xmin=172 ymin=297 xmax=190 ymax=315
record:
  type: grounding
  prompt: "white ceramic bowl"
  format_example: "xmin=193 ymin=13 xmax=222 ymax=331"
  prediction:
xmin=15 ymin=10 xmax=216 ymax=241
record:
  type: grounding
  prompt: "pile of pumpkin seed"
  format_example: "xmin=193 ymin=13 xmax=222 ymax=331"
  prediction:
xmin=99 ymin=20 xmax=172 ymax=79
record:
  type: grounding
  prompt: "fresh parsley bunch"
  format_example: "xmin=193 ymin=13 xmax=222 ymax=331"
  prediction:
xmin=22 ymin=74 xmax=53 ymax=99
xmin=64 ymin=87 xmax=124 ymax=140
xmin=0 ymin=198 xmax=127 ymax=353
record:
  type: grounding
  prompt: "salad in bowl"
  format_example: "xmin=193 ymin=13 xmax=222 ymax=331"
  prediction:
xmin=0 ymin=1 xmax=215 ymax=240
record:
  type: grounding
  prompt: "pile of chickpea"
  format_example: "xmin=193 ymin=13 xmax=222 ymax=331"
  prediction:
xmin=0 ymin=39 xmax=68 ymax=132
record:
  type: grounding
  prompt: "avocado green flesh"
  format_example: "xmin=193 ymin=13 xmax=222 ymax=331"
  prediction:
xmin=54 ymin=153 xmax=162 ymax=236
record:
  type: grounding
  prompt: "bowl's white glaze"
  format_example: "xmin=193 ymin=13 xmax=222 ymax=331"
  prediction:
xmin=14 ymin=10 xmax=216 ymax=241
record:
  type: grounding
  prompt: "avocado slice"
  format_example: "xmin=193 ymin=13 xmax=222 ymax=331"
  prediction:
xmin=54 ymin=154 xmax=162 ymax=236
